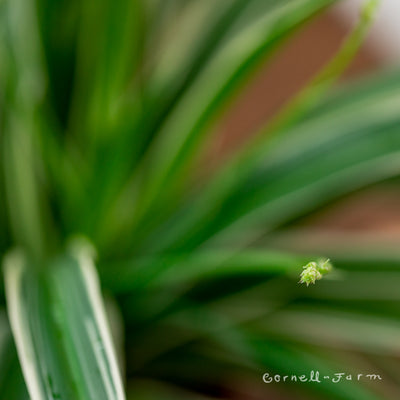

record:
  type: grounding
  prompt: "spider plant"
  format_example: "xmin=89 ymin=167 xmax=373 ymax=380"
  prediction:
xmin=1 ymin=0 xmax=399 ymax=399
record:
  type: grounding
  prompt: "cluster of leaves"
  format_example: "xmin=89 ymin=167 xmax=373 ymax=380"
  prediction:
xmin=1 ymin=0 xmax=400 ymax=399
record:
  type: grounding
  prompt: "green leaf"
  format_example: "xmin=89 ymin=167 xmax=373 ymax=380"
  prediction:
xmin=3 ymin=245 xmax=125 ymax=400
xmin=128 ymin=379 xmax=220 ymax=400
xmin=136 ymin=0 xmax=335 ymax=207
xmin=0 ymin=311 xmax=29 ymax=399
xmin=69 ymin=0 xmax=143 ymax=139
xmin=104 ymin=0 xmax=336 ymax=250
xmin=103 ymin=249 xmax=310 ymax=293
xmin=261 ymin=307 xmax=400 ymax=355
xmin=141 ymin=67 xmax=400 ymax=254
xmin=124 ymin=0 xmax=379 ymax=254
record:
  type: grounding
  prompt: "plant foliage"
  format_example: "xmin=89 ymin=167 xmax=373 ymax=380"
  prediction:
xmin=1 ymin=0 xmax=399 ymax=399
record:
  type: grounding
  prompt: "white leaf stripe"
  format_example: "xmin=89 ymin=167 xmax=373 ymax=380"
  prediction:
xmin=4 ymin=251 xmax=45 ymax=400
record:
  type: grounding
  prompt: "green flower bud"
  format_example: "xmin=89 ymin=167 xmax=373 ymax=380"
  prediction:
xmin=299 ymin=259 xmax=332 ymax=286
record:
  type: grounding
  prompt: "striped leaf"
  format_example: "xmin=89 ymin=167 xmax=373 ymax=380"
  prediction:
xmin=4 ymin=244 xmax=125 ymax=400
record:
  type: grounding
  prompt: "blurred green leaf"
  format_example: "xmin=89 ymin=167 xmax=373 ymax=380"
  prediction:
xmin=104 ymin=0 xmax=336 ymax=250
xmin=141 ymin=67 xmax=400 ymax=254
xmin=127 ymin=379 xmax=220 ymax=400
xmin=0 ymin=0 xmax=51 ymax=260
xmin=0 ymin=310 xmax=29 ymax=399
xmin=268 ymin=308 xmax=400 ymax=355
xmin=104 ymin=249 xmax=310 ymax=293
